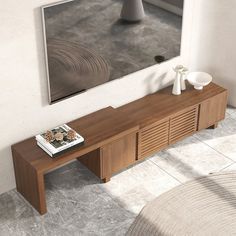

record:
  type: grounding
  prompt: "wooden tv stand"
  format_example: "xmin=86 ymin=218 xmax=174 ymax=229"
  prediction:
xmin=11 ymin=82 xmax=227 ymax=214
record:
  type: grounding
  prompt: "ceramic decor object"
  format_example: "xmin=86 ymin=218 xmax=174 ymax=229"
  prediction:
xmin=121 ymin=0 xmax=145 ymax=22
xmin=187 ymin=72 xmax=212 ymax=90
xmin=180 ymin=67 xmax=188 ymax=91
xmin=172 ymin=65 xmax=183 ymax=95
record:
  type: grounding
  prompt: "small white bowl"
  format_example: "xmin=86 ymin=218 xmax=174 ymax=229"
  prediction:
xmin=187 ymin=72 xmax=212 ymax=90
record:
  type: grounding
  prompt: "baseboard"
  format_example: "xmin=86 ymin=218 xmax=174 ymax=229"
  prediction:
xmin=144 ymin=0 xmax=183 ymax=16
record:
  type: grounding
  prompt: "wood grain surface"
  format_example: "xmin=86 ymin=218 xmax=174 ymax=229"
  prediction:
xmin=12 ymin=107 xmax=139 ymax=173
xmin=117 ymin=82 xmax=226 ymax=128
xmin=11 ymin=82 xmax=227 ymax=214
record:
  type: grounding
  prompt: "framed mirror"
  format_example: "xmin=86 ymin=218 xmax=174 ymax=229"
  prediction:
xmin=42 ymin=0 xmax=184 ymax=103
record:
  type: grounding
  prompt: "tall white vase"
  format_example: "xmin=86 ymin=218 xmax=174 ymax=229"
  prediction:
xmin=121 ymin=0 xmax=145 ymax=22
xmin=172 ymin=74 xmax=181 ymax=95
xmin=172 ymin=66 xmax=183 ymax=95
xmin=180 ymin=67 xmax=188 ymax=91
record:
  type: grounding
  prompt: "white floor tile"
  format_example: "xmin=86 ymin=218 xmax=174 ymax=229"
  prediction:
xmin=108 ymin=160 xmax=180 ymax=214
xmin=195 ymin=117 xmax=236 ymax=161
xmin=150 ymin=136 xmax=233 ymax=183
xmin=101 ymin=160 xmax=179 ymax=198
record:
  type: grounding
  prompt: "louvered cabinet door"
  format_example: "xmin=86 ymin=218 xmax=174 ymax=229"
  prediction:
xmin=169 ymin=105 xmax=199 ymax=144
xmin=138 ymin=119 xmax=169 ymax=159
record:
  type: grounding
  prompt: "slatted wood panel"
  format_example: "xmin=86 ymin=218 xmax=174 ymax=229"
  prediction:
xmin=139 ymin=119 xmax=169 ymax=159
xmin=169 ymin=105 xmax=199 ymax=144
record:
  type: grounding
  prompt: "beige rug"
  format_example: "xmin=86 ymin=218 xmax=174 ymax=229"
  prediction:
xmin=126 ymin=172 xmax=236 ymax=236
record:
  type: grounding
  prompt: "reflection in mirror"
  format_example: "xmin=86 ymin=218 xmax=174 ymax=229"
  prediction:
xmin=42 ymin=0 xmax=184 ymax=103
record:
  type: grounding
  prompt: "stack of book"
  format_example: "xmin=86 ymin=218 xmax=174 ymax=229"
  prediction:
xmin=35 ymin=124 xmax=84 ymax=158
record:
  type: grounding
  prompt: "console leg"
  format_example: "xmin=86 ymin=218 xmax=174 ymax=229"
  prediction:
xmin=208 ymin=122 xmax=218 ymax=129
xmin=102 ymin=177 xmax=111 ymax=183
xmin=12 ymin=149 xmax=47 ymax=215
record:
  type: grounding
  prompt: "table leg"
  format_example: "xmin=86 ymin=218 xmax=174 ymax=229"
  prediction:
xmin=102 ymin=177 xmax=111 ymax=183
xmin=208 ymin=122 xmax=219 ymax=129
xmin=12 ymin=149 xmax=47 ymax=215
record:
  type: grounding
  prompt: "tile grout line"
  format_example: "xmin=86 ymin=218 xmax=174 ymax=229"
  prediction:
xmin=226 ymin=114 xmax=236 ymax=122
xmin=226 ymin=109 xmax=236 ymax=117
xmin=230 ymin=115 xmax=236 ymax=121
xmin=199 ymin=111 xmax=236 ymax=162
xmin=219 ymin=163 xmax=235 ymax=172
xmin=149 ymin=159 xmax=182 ymax=184
xmin=194 ymin=135 xmax=236 ymax=163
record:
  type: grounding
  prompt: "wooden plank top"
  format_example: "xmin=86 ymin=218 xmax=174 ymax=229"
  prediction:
xmin=117 ymin=82 xmax=227 ymax=128
xmin=12 ymin=107 xmax=139 ymax=173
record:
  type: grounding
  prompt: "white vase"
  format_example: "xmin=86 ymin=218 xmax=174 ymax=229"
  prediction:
xmin=172 ymin=65 xmax=183 ymax=95
xmin=180 ymin=67 xmax=188 ymax=91
xmin=121 ymin=0 xmax=145 ymax=22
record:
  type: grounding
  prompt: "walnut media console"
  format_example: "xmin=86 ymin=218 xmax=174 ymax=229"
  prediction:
xmin=12 ymin=82 xmax=227 ymax=214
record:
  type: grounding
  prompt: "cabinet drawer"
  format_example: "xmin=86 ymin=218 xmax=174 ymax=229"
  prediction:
xmin=101 ymin=132 xmax=137 ymax=178
xmin=138 ymin=119 xmax=169 ymax=159
xmin=198 ymin=91 xmax=227 ymax=130
xmin=169 ymin=105 xmax=199 ymax=144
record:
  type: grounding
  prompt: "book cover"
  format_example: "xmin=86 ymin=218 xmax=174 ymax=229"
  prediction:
xmin=37 ymin=141 xmax=84 ymax=158
xmin=36 ymin=124 xmax=84 ymax=154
